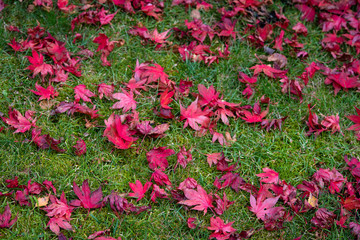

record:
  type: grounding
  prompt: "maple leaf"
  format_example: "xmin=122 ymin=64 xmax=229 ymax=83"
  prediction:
xmin=2 ymin=108 xmax=37 ymax=133
xmin=0 ymin=205 xmax=17 ymax=228
xmin=324 ymin=72 xmax=360 ymax=95
xmin=187 ymin=217 xmax=196 ymax=229
xmin=140 ymin=2 xmax=162 ymax=21
xmin=98 ymin=83 xmax=114 ymax=100
xmin=30 ymin=82 xmax=58 ymax=101
xmin=71 ymin=180 xmax=103 ymax=209
xmin=42 ymin=192 xmax=74 ymax=235
xmin=150 ymin=184 xmax=168 ymax=202
xmin=47 ymin=217 xmax=73 ymax=235
xmin=197 ymin=84 xmax=220 ymax=107
xmin=73 ymin=138 xmax=86 ymax=156
xmin=136 ymin=121 xmax=169 ymax=138
xmin=349 ymin=222 xmax=360 ymax=239
xmin=250 ymin=64 xmax=287 ymax=79
xmin=295 ymin=4 xmax=316 ymax=21
xmin=111 ymin=90 xmax=137 ymax=112
xmin=103 ymin=191 xmax=151 ymax=215
xmin=74 ymin=84 xmax=96 ymax=103
xmin=321 ymin=115 xmax=342 ymax=134
xmin=207 ymin=217 xmax=236 ymax=240
xmin=103 ymin=113 xmax=138 ymax=149
xmin=306 ymin=104 xmax=326 ymax=137
xmin=151 ymin=169 xmax=172 ymax=186
xmin=150 ymin=29 xmax=171 ymax=45
xmin=179 ymin=185 xmax=213 ymax=215
xmin=214 ymin=193 xmax=234 ymax=215
xmin=311 ymin=208 xmax=336 ymax=229
xmin=31 ymin=128 xmax=66 ymax=153
xmin=175 ymin=147 xmax=192 ymax=169
xmin=346 ymin=107 xmax=360 ymax=131
xmin=206 ymin=152 xmax=223 ymax=167
xmin=159 ymin=89 xmax=174 ymax=109
xmin=128 ymin=180 xmax=152 ymax=202
xmin=256 ymin=168 xmax=279 ymax=184
xmin=146 ymin=147 xmax=175 ymax=170
xmin=180 ymin=99 xmax=210 ymax=131
xmin=26 ymin=50 xmax=54 ymax=78
xmin=249 ymin=195 xmax=280 ymax=221
xmin=292 ymin=22 xmax=308 ymax=36
xmin=240 ymin=102 xmax=268 ymax=123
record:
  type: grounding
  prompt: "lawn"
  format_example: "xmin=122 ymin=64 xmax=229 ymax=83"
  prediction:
xmin=0 ymin=0 xmax=360 ymax=239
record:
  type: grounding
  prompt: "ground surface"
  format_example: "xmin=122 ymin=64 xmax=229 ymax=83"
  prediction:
xmin=0 ymin=0 xmax=359 ymax=239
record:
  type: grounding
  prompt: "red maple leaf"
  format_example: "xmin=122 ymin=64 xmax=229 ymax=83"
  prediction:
xmin=150 ymin=184 xmax=168 ymax=203
xmin=249 ymin=195 xmax=280 ymax=221
xmin=128 ymin=180 xmax=152 ymax=202
xmin=347 ymin=107 xmax=360 ymax=131
xmin=256 ymin=168 xmax=279 ymax=184
xmin=240 ymin=102 xmax=268 ymax=123
xmin=179 ymin=185 xmax=213 ymax=215
xmin=97 ymin=83 xmax=114 ymax=100
xmin=46 ymin=217 xmax=73 ymax=235
xmin=30 ymin=82 xmax=58 ymax=101
xmin=207 ymin=217 xmax=236 ymax=240
xmin=180 ymin=99 xmax=210 ymax=131
xmin=151 ymin=169 xmax=172 ymax=186
xmin=159 ymin=89 xmax=174 ymax=109
xmin=250 ymin=64 xmax=287 ymax=79
xmin=111 ymin=89 xmax=137 ymax=112
xmin=31 ymin=128 xmax=66 ymax=153
xmin=146 ymin=147 xmax=175 ymax=170
xmin=140 ymin=2 xmax=162 ymax=21
xmin=73 ymin=138 xmax=86 ymax=156
xmin=324 ymin=72 xmax=360 ymax=95
xmin=214 ymin=193 xmax=234 ymax=215
xmin=175 ymin=147 xmax=192 ymax=169
xmin=0 ymin=205 xmax=17 ymax=228
xmin=136 ymin=121 xmax=169 ymax=138
xmin=2 ymin=108 xmax=37 ymax=133
xmin=42 ymin=192 xmax=74 ymax=235
xmin=306 ymin=104 xmax=326 ymax=137
xmin=71 ymin=180 xmax=103 ymax=209
xmin=321 ymin=115 xmax=342 ymax=134
xmin=295 ymin=4 xmax=316 ymax=22
xmin=206 ymin=152 xmax=223 ymax=167
xmin=197 ymin=84 xmax=220 ymax=107
xmin=26 ymin=50 xmax=54 ymax=78
xmin=74 ymin=84 xmax=96 ymax=103
xmin=103 ymin=113 xmax=138 ymax=149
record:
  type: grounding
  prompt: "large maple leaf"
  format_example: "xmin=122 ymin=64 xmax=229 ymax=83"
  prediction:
xmin=26 ymin=50 xmax=54 ymax=78
xmin=42 ymin=192 xmax=74 ymax=235
xmin=0 ymin=205 xmax=17 ymax=228
xmin=346 ymin=107 xmax=360 ymax=131
xmin=71 ymin=180 xmax=103 ymax=209
xmin=2 ymin=108 xmax=37 ymax=133
xmin=30 ymin=82 xmax=58 ymax=101
xmin=103 ymin=113 xmax=138 ymax=149
xmin=146 ymin=147 xmax=175 ymax=170
xmin=128 ymin=180 xmax=152 ymax=202
xmin=179 ymin=185 xmax=213 ymax=215
xmin=207 ymin=217 xmax=236 ymax=240
xmin=256 ymin=168 xmax=279 ymax=184
xmin=250 ymin=64 xmax=287 ymax=79
xmin=111 ymin=90 xmax=137 ymax=112
xmin=241 ymin=102 xmax=268 ymax=123
xmin=249 ymin=195 xmax=280 ymax=221
xmin=180 ymin=99 xmax=210 ymax=131
xmin=74 ymin=84 xmax=96 ymax=103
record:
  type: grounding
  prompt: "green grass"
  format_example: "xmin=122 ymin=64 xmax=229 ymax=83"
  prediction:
xmin=0 ymin=0 xmax=359 ymax=239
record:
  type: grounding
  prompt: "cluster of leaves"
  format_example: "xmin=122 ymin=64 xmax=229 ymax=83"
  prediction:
xmin=1 ymin=0 xmax=360 ymax=238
